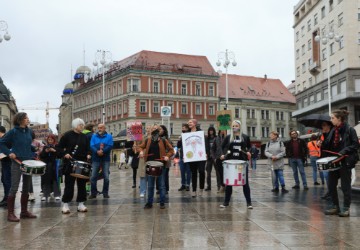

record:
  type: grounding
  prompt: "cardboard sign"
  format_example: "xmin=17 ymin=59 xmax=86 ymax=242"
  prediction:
xmin=126 ymin=121 xmax=143 ymax=141
xmin=182 ymin=131 xmax=206 ymax=163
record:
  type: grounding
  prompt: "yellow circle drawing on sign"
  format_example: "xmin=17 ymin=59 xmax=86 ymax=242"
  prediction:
xmin=186 ymin=151 xmax=193 ymax=159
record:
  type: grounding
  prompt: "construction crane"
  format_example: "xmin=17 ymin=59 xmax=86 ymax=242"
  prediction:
xmin=19 ymin=101 xmax=59 ymax=126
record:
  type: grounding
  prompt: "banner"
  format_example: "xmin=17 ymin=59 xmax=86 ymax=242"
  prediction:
xmin=216 ymin=110 xmax=232 ymax=130
xmin=126 ymin=120 xmax=143 ymax=141
xmin=182 ymin=131 xmax=206 ymax=163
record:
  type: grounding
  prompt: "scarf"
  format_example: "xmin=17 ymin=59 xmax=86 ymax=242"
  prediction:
xmin=333 ymin=123 xmax=343 ymax=148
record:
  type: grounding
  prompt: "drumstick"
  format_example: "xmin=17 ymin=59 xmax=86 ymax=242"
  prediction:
xmin=13 ymin=158 xmax=24 ymax=166
xmin=322 ymin=150 xmax=348 ymax=157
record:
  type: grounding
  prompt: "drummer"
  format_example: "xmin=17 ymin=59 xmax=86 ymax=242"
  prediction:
xmin=57 ymin=118 xmax=91 ymax=214
xmin=138 ymin=124 xmax=174 ymax=209
xmin=322 ymin=110 xmax=359 ymax=217
xmin=220 ymin=120 xmax=253 ymax=209
xmin=0 ymin=112 xmax=37 ymax=222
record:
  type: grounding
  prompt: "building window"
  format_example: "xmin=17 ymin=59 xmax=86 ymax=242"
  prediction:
xmin=181 ymin=103 xmax=187 ymax=114
xmin=167 ymin=102 xmax=174 ymax=114
xmin=277 ymin=127 xmax=285 ymax=138
xmin=208 ymin=85 xmax=214 ymax=96
xmin=247 ymin=127 xmax=256 ymax=137
xmin=301 ymin=26 xmax=305 ymax=37
xmin=355 ymin=79 xmax=360 ymax=92
xmin=323 ymin=69 xmax=327 ymax=80
xmin=247 ymin=109 xmax=255 ymax=119
xmin=321 ymin=6 xmax=326 ymax=19
xmin=167 ymin=82 xmax=173 ymax=94
xmin=296 ymin=67 xmax=300 ymax=77
xmin=322 ymin=48 xmax=327 ymax=60
xmin=330 ymin=64 xmax=336 ymax=75
xmin=209 ymin=105 xmax=214 ymax=115
xmin=262 ymin=127 xmax=270 ymax=138
xmin=235 ymin=108 xmax=240 ymax=118
xmin=153 ymin=81 xmax=159 ymax=93
xmin=118 ymin=103 xmax=122 ymax=115
xmin=303 ymin=97 xmax=308 ymax=107
xmin=276 ymin=111 xmax=284 ymax=121
xmin=307 ymin=40 xmax=312 ymax=51
xmin=140 ymin=101 xmax=146 ymax=113
xmin=181 ymin=83 xmax=187 ymax=95
xmin=329 ymin=0 xmax=334 ymax=11
xmin=302 ymin=63 xmax=306 ymax=73
xmin=261 ymin=110 xmax=269 ymax=120
xmin=316 ymin=91 xmax=322 ymax=101
xmin=153 ymin=102 xmax=160 ymax=113
xmin=118 ymin=81 xmax=123 ymax=95
xmin=195 ymin=104 xmax=202 ymax=115
xmin=195 ymin=83 xmax=201 ymax=96
xmin=314 ymin=14 xmax=318 ymax=25
xmin=309 ymin=77 xmax=313 ymax=86
xmin=296 ymin=31 xmax=299 ymax=41
xmin=339 ymin=59 xmax=345 ymax=71
xmin=340 ymin=80 xmax=346 ymax=93
xmin=338 ymin=13 xmax=343 ymax=27
xmin=307 ymin=19 xmax=311 ymax=31
xmin=331 ymin=84 xmax=338 ymax=97
xmin=324 ymin=88 xmax=329 ymax=100
xmin=124 ymin=102 xmax=128 ymax=114
xmin=339 ymin=36 xmax=344 ymax=49
xmin=296 ymin=49 xmax=299 ymax=59
xmin=309 ymin=95 xmax=315 ymax=105
xmin=301 ymin=44 xmax=305 ymax=55
xmin=127 ymin=78 xmax=140 ymax=92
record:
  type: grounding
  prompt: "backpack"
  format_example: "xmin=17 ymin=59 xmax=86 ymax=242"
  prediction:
xmin=267 ymin=140 xmax=284 ymax=148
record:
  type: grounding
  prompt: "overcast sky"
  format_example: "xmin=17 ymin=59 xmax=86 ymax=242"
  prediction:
xmin=1 ymin=0 xmax=299 ymax=133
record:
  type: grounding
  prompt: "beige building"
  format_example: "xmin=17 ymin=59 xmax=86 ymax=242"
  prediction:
xmin=0 ymin=77 xmax=18 ymax=130
xmin=293 ymin=0 xmax=360 ymax=126
xmin=219 ymin=74 xmax=297 ymax=144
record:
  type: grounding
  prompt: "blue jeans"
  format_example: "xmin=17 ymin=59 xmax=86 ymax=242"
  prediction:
xmin=91 ymin=161 xmax=110 ymax=195
xmin=1 ymin=160 xmax=11 ymax=198
xmin=179 ymin=159 xmax=191 ymax=187
xmin=251 ymin=158 xmax=257 ymax=170
xmin=140 ymin=176 xmax=147 ymax=195
xmin=310 ymin=156 xmax=322 ymax=183
xmin=322 ymin=170 xmax=329 ymax=188
xmin=147 ymin=167 xmax=166 ymax=204
xmin=274 ymin=169 xmax=285 ymax=188
xmin=289 ymin=158 xmax=308 ymax=187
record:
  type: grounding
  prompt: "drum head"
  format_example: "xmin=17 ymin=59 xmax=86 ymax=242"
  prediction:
xmin=22 ymin=160 xmax=46 ymax=167
xmin=146 ymin=161 xmax=164 ymax=167
xmin=223 ymin=160 xmax=246 ymax=165
xmin=316 ymin=156 xmax=337 ymax=163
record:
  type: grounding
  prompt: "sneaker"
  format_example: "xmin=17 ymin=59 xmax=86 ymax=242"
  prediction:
xmin=199 ymin=189 xmax=204 ymax=196
xmin=324 ymin=206 xmax=339 ymax=215
xmin=88 ymin=194 xmax=96 ymax=199
xmin=62 ymin=203 xmax=70 ymax=214
xmin=219 ymin=204 xmax=229 ymax=208
xmin=338 ymin=208 xmax=350 ymax=217
xmin=191 ymin=191 xmax=197 ymax=198
xmin=77 ymin=203 xmax=88 ymax=212
xmin=271 ymin=188 xmax=279 ymax=193
xmin=28 ymin=193 xmax=35 ymax=201
xmin=292 ymin=185 xmax=300 ymax=189
xmin=55 ymin=196 xmax=61 ymax=201
xmin=314 ymin=182 xmax=321 ymax=185
xmin=304 ymin=186 xmax=309 ymax=190
xmin=140 ymin=193 xmax=145 ymax=198
xmin=144 ymin=203 xmax=153 ymax=209
xmin=247 ymin=204 xmax=253 ymax=209
xmin=281 ymin=188 xmax=289 ymax=193
xmin=39 ymin=191 xmax=43 ymax=197
xmin=205 ymin=187 xmax=211 ymax=191
xmin=321 ymin=193 xmax=330 ymax=200
xmin=103 ymin=194 xmax=110 ymax=198
xmin=41 ymin=197 xmax=47 ymax=201
xmin=219 ymin=186 xmax=225 ymax=193
xmin=185 ymin=186 xmax=190 ymax=191
xmin=178 ymin=186 xmax=186 ymax=191
xmin=160 ymin=203 xmax=165 ymax=209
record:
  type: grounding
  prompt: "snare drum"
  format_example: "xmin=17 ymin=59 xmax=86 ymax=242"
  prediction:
xmin=223 ymin=160 xmax=247 ymax=186
xmin=316 ymin=156 xmax=341 ymax=171
xmin=145 ymin=161 xmax=163 ymax=177
xmin=21 ymin=160 xmax=46 ymax=176
xmin=70 ymin=161 xmax=92 ymax=179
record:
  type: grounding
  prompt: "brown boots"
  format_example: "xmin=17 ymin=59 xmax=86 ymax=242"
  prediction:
xmin=7 ymin=193 xmax=37 ymax=222
xmin=20 ymin=193 xmax=37 ymax=219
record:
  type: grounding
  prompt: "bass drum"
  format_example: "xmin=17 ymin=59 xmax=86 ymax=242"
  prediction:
xmin=21 ymin=160 xmax=46 ymax=176
xmin=223 ymin=159 xmax=247 ymax=186
xmin=70 ymin=161 xmax=92 ymax=179
xmin=145 ymin=161 xmax=164 ymax=177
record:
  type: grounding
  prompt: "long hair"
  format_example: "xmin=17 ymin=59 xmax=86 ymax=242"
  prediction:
xmin=208 ymin=126 xmax=216 ymax=137
xmin=230 ymin=120 xmax=242 ymax=142
xmin=159 ymin=125 xmax=169 ymax=139
xmin=331 ymin=109 xmax=349 ymax=123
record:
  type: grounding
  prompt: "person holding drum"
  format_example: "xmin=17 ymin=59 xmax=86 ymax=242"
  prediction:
xmin=138 ymin=124 xmax=174 ymax=209
xmin=321 ymin=110 xmax=359 ymax=217
xmin=39 ymin=134 xmax=61 ymax=201
xmin=89 ymin=123 xmax=113 ymax=199
xmin=265 ymin=131 xmax=288 ymax=193
xmin=220 ymin=120 xmax=253 ymax=209
xmin=0 ymin=112 xmax=37 ymax=222
xmin=57 ymin=118 xmax=91 ymax=214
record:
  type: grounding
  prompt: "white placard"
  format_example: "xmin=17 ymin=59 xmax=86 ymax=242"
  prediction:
xmin=182 ymin=131 xmax=206 ymax=163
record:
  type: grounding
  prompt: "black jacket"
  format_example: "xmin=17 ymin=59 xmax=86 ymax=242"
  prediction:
xmin=221 ymin=133 xmax=251 ymax=161
xmin=285 ymin=138 xmax=308 ymax=160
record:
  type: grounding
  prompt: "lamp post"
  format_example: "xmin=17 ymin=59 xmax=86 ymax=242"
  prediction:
xmin=315 ymin=26 xmax=341 ymax=116
xmin=0 ymin=20 xmax=11 ymax=43
xmin=216 ymin=49 xmax=237 ymax=110
xmin=93 ymin=50 xmax=112 ymax=124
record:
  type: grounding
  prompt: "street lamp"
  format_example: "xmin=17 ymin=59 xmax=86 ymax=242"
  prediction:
xmin=0 ymin=20 xmax=11 ymax=43
xmin=315 ymin=26 xmax=341 ymax=115
xmin=216 ymin=49 xmax=237 ymax=110
xmin=93 ymin=50 xmax=112 ymax=124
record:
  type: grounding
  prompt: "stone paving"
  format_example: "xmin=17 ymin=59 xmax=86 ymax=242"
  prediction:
xmin=0 ymin=160 xmax=359 ymax=249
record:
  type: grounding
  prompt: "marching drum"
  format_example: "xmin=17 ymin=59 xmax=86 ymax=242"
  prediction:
xmin=223 ymin=160 xmax=247 ymax=186
xmin=21 ymin=160 xmax=46 ymax=176
xmin=70 ymin=161 xmax=92 ymax=179
xmin=316 ymin=156 xmax=341 ymax=171
xmin=145 ymin=161 xmax=163 ymax=177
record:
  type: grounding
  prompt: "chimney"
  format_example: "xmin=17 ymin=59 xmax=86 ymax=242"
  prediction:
xmin=264 ymin=74 xmax=267 ymax=81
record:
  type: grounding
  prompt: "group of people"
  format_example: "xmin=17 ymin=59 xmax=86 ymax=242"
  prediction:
xmin=0 ymin=108 xmax=357 ymax=221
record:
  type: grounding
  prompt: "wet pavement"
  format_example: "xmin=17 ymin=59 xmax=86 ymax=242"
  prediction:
xmin=1 ymin=159 xmax=360 ymax=249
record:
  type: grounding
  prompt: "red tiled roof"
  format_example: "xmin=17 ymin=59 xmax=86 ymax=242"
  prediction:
xmin=219 ymin=74 xmax=296 ymax=103
xmin=112 ymin=50 xmax=217 ymax=76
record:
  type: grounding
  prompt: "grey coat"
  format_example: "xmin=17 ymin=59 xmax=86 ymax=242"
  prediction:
xmin=265 ymin=139 xmax=286 ymax=170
